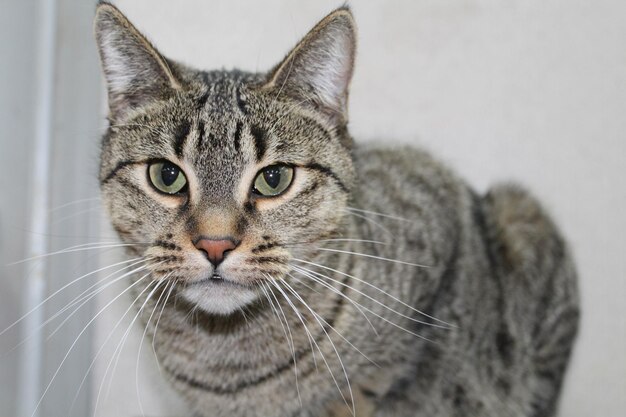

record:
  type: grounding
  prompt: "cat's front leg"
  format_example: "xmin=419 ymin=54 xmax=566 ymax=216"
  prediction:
xmin=325 ymin=386 xmax=376 ymax=417
xmin=324 ymin=370 xmax=397 ymax=417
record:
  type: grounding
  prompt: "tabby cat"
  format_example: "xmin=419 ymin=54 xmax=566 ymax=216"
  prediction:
xmin=94 ymin=3 xmax=579 ymax=416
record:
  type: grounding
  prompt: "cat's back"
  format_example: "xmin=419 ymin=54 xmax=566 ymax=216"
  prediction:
xmin=350 ymin=143 xmax=579 ymax=416
xmin=351 ymin=143 xmax=465 ymax=223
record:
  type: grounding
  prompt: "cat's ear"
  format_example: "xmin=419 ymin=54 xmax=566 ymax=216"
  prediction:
xmin=94 ymin=2 xmax=182 ymax=121
xmin=264 ymin=7 xmax=357 ymax=125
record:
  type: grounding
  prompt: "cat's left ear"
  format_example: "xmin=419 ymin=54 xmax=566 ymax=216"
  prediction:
xmin=263 ymin=7 xmax=357 ymax=125
xmin=94 ymin=2 xmax=182 ymax=121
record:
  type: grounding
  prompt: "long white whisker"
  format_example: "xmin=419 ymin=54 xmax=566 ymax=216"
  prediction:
xmin=259 ymin=281 xmax=295 ymax=358
xmin=0 ymin=257 xmax=144 ymax=339
xmin=345 ymin=206 xmax=413 ymax=223
xmin=151 ymin=280 xmax=176 ymax=376
xmin=292 ymin=264 xmax=451 ymax=330
xmin=5 ymin=261 xmax=152 ymax=361
xmin=272 ymin=278 xmax=355 ymax=416
xmin=45 ymin=261 xmax=155 ymax=341
xmin=104 ymin=277 xmax=163 ymax=404
xmin=318 ymin=238 xmax=389 ymax=245
xmin=267 ymin=277 xmax=320 ymax=371
xmin=316 ymin=247 xmax=431 ymax=268
xmin=283 ymin=281 xmax=380 ymax=368
xmin=288 ymin=268 xmax=378 ymax=335
xmin=283 ymin=275 xmax=378 ymax=366
xmin=136 ymin=277 xmax=170 ymax=417
xmin=263 ymin=279 xmax=314 ymax=371
xmin=294 ymin=271 xmax=439 ymax=346
xmin=29 ymin=271 xmax=153 ymax=417
xmin=93 ymin=276 xmax=158 ymax=416
xmin=49 ymin=196 xmax=101 ymax=213
xmin=342 ymin=210 xmax=393 ymax=237
xmin=51 ymin=207 xmax=104 ymax=226
xmin=294 ymin=258 xmax=453 ymax=328
xmin=262 ymin=277 xmax=302 ymax=406
xmin=67 ymin=273 xmax=165 ymax=414
xmin=9 ymin=242 xmax=149 ymax=265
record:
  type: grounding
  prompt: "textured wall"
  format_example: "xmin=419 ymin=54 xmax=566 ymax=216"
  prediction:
xmin=94 ymin=1 xmax=626 ymax=416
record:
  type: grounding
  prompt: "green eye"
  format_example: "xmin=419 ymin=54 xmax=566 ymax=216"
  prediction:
xmin=148 ymin=161 xmax=187 ymax=194
xmin=252 ymin=165 xmax=294 ymax=197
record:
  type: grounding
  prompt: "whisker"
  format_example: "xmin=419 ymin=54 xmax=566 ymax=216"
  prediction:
xmin=345 ymin=206 xmax=413 ymax=223
xmin=50 ymin=207 xmax=105 ymax=227
xmin=0 ymin=257 xmax=145 ymax=339
xmin=93 ymin=276 xmax=159 ymax=416
xmin=103 ymin=277 xmax=163 ymax=406
xmin=292 ymin=264 xmax=451 ymax=330
xmin=294 ymin=270 xmax=438 ymax=345
xmin=29 ymin=271 xmax=153 ymax=417
xmin=315 ymin=247 xmax=430 ymax=268
xmin=37 ymin=261 xmax=153 ymax=347
xmin=341 ymin=210 xmax=394 ymax=237
xmin=266 ymin=277 xmax=319 ymax=371
xmin=259 ymin=281 xmax=296 ymax=359
xmin=318 ymin=238 xmax=389 ymax=245
xmin=49 ymin=197 xmax=101 ymax=213
xmin=262 ymin=279 xmax=315 ymax=371
xmin=272 ymin=278 xmax=355 ymax=416
xmin=282 ymin=276 xmax=378 ymax=367
xmin=288 ymin=268 xmax=378 ymax=335
xmin=67 ymin=273 xmax=167 ymax=415
xmin=293 ymin=258 xmax=453 ymax=328
xmin=3 ymin=262 xmax=151 ymax=364
xmin=262 ymin=276 xmax=302 ymax=406
xmin=135 ymin=276 xmax=171 ymax=416
xmin=152 ymin=280 xmax=176 ymax=376
xmin=8 ymin=241 xmax=150 ymax=265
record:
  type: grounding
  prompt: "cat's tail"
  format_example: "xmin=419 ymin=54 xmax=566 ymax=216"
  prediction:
xmin=480 ymin=183 xmax=580 ymax=417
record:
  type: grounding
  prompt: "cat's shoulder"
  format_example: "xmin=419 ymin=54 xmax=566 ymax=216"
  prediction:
xmin=352 ymin=143 xmax=456 ymax=179
xmin=352 ymin=142 xmax=437 ymax=166
xmin=351 ymin=143 xmax=464 ymax=198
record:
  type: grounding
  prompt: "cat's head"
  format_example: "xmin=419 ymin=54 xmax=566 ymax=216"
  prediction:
xmin=95 ymin=3 xmax=357 ymax=315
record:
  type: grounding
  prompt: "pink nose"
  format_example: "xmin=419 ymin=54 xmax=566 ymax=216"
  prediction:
xmin=194 ymin=238 xmax=237 ymax=266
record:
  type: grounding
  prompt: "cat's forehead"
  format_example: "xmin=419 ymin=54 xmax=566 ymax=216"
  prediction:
xmin=198 ymin=72 xmax=247 ymax=115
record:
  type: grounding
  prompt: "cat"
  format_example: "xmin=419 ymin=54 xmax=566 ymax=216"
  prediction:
xmin=94 ymin=3 xmax=579 ymax=417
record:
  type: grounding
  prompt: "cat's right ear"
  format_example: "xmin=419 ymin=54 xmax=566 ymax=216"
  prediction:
xmin=94 ymin=2 xmax=181 ymax=121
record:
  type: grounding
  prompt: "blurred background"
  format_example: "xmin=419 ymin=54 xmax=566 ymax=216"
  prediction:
xmin=1 ymin=0 xmax=624 ymax=416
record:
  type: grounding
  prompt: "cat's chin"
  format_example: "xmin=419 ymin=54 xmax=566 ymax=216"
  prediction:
xmin=178 ymin=279 xmax=258 ymax=316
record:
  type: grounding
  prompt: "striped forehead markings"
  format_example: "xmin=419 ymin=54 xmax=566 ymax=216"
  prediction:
xmin=195 ymin=120 xmax=206 ymax=152
xmin=236 ymin=87 xmax=249 ymax=115
xmin=173 ymin=120 xmax=192 ymax=158
xmin=250 ymin=125 xmax=266 ymax=162
xmin=231 ymin=121 xmax=266 ymax=162
xmin=233 ymin=121 xmax=243 ymax=153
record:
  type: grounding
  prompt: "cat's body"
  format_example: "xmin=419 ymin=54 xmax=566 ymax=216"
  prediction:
xmin=94 ymin=4 xmax=578 ymax=417
xmin=144 ymin=145 xmax=578 ymax=417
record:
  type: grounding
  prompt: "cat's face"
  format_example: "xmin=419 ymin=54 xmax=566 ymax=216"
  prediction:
xmin=96 ymin=4 xmax=356 ymax=314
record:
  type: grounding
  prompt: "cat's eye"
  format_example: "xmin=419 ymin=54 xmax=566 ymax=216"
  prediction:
xmin=252 ymin=165 xmax=294 ymax=197
xmin=148 ymin=161 xmax=187 ymax=195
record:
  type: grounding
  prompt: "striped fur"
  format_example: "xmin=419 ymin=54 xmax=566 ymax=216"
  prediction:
xmin=95 ymin=4 xmax=579 ymax=417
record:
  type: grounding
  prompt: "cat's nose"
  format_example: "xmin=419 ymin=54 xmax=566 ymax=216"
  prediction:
xmin=194 ymin=238 xmax=238 ymax=266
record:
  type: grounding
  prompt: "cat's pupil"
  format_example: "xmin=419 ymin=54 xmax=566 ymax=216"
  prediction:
xmin=263 ymin=167 xmax=281 ymax=189
xmin=161 ymin=162 xmax=179 ymax=186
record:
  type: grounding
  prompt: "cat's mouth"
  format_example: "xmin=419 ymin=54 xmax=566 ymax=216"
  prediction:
xmin=179 ymin=272 xmax=259 ymax=315
xmin=186 ymin=273 xmax=248 ymax=289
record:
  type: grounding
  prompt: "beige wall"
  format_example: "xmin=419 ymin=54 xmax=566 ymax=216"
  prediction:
xmin=94 ymin=1 xmax=626 ymax=416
